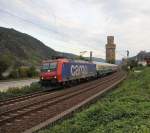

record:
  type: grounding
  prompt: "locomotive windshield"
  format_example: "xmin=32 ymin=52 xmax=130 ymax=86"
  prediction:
xmin=41 ymin=62 xmax=57 ymax=72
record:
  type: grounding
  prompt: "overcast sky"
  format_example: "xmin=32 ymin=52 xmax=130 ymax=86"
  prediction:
xmin=0 ymin=0 xmax=150 ymax=59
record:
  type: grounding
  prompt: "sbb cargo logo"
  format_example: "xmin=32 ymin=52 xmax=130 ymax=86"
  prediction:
xmin=71 ymin=65 xmax=88 ymax=76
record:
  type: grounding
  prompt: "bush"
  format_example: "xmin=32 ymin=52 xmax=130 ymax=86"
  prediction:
xmin=9 ymin=69 xmax=19 ymax=78
xmin=9 ymin=66 xmax=39 ymax=79
xmin=0 ymin=54 xmax=13 ymax=79
xmin=18 ymin=66 xmax=29 ymax=78
xmin=27 ymin=66 xmax=38 ymax=77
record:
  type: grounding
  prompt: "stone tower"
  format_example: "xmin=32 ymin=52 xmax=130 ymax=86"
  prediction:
xmin=106 ymin=36 xmax=116 ymax=64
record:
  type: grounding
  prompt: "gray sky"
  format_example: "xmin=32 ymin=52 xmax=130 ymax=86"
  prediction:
xmin=0 ymin=0 xmax=150 ymax=59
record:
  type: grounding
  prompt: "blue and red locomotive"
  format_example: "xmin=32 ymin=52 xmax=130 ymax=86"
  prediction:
xmin=40 ymin=59 xmax=96 ymax=85
xmin=40 ymin=58 xmax=118 ymax=86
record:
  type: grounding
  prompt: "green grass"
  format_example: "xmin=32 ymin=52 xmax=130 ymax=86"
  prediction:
xmin=39 ymin=67 xmax=150 ymax=133
xmin=0 ymin=82 xmax=42 ymax=100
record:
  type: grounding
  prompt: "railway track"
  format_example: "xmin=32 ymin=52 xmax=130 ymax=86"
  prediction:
xmin=0 ymin=91 xmax=50 ymax=106
xmin=0 ymin=74 xmax=112 ymax=107
xmin=0 ymin=72 xmax=119 ymax=114
xmin=0 ymin=71 xmax=126 ymax=133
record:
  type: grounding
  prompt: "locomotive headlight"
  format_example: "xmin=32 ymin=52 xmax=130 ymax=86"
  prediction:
xmin=41 ymin=77 xmax=44 ymax=80
xmin=54 ymin=76 xmax=56 ymax=78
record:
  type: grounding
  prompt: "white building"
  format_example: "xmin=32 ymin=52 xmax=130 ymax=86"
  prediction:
xmin=138 ymin=60 xmax=147 ymax=66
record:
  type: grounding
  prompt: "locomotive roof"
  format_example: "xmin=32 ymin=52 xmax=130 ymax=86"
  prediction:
xmin=42 ymin=59 xmax=93 ymax=64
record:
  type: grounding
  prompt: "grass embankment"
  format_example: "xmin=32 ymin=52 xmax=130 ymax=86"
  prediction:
xmin=0 ymin=82 xmax=42 ymax=100
xmin=39 ymin=67 xmax=150 ymax=133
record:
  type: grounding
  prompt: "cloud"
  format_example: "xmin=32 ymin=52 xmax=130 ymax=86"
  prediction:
xmin=0 ymin=0 xmax=150 ymax=59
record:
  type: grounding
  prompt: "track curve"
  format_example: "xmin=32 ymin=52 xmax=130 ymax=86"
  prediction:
xmin=0 ymin=71 xmax=126 ymax=133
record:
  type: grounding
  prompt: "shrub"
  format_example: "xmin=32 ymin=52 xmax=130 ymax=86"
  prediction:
xmin=0 ymin=54 xmax=13 ymax=79
xmin=27 ymin=66 xmax=38 ymax=77
xmin=9 ymin=69 xmax=19 ymax=78
xmin=18 ymin=66 xmax=29 ymax=78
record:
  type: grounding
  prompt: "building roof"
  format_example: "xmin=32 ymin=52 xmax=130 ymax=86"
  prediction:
xmin=137 ymin=51 xmax=150 ymax=61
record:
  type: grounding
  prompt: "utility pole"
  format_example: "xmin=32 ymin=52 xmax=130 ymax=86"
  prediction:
xmin=80 ymin=51 xmax=87 ymax=56
xmin=90 ymin=51 xmax=93 ymax=62
xmin=79 ymin=51 xmax=93 ymax=62
xmin=126 ymin=50 xmax=130 ymax=70
xmin=79 ymin=51 xmax=87 ymax=60
xmin=127 ymin=50 xmax=129 ymax=65
xmin=127 ymin=50 xmax=129 ymax=59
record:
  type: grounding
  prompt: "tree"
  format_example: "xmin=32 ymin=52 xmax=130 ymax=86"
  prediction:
xmin=27 ymin=66 xmax=37 ymax=77
xmin=127 ymin=60 xmax=138 ymax=71
xmin=0 ymin=55 xmax=12 ymax=79
xmin=18 ymin=66 xmax=29 ymax=78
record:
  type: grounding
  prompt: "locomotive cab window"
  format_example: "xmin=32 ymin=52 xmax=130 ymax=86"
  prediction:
xmin=41 ymin=62 xmax=57 ymax=72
